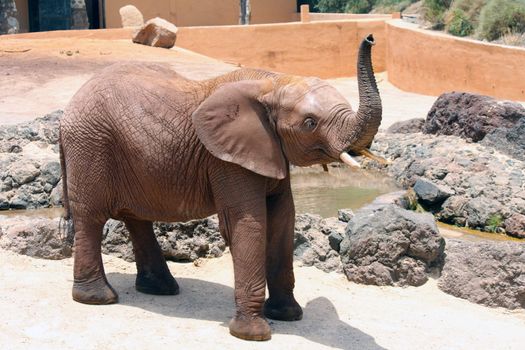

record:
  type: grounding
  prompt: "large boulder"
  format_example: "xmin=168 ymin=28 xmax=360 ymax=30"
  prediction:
xmin=438 ymin=239 xmax=525 ymax=310
xmin=132 ymin=17 xmax=178 ymax=49
xmin=367 ymin=132 xmax=525 ymax=235
xmin=340 ymin=205 xmax=445 ymax=287
xmin=423 ymin=92 xmax=525 ymax=142
xmin=119 ymin=5 xmax=144 ymax=28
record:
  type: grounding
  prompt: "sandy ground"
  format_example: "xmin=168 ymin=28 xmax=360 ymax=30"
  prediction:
xmin=0 ymin=32 xmax=437 ymax=128
xmin=1 ymin=249 xmax=524 ymax=350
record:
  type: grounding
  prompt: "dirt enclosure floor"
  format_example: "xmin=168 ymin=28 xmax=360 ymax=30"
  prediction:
xmin=1 ymin=30 xmax=525 ymax=350
xmin=1 ymin=249 xmax=524 ymax=350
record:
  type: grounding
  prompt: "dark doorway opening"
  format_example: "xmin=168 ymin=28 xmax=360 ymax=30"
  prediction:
xmin=29 ymin=0 xmax=71 ymax=32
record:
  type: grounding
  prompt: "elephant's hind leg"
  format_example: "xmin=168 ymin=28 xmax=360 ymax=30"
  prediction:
xmin=125 ymin=218 xmax=179 ymax=295
xmin=72 ymin=216 xmax=118 ymax=305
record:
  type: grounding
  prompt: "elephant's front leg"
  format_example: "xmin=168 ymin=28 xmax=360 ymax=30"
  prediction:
xmin=211 ymin=167 xmax=271 ymax=341
xmin=264 ymin=180 xmax=303 ymax=321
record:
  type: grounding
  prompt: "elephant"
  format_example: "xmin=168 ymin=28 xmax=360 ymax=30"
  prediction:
xmin=59 ymin=34 xmax=382 ymax=341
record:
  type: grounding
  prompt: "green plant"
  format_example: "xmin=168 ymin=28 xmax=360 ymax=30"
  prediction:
xmin=446 ymin=8 xmax=475 ymax=36
xmin=477 ymin=0 xmax=525 ymax=41
xmin=314 ymin=0 xmax=375 ymax=13
xmin=423 ymin=0 xmax=453 ymax=29
xmin=486 ymin=213 xmax=504 ymax=233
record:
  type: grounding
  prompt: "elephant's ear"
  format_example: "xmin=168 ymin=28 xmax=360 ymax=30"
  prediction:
xmin=192 ymin=80 xmax=287 ymax=179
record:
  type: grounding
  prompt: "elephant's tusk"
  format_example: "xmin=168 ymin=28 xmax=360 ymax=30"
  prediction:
xmin=358 ymin=149 xmax=390 ymax=165
xmin=340 ymin=152 xmax=361 ymax=168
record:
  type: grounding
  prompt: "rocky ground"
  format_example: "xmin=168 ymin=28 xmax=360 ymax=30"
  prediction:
xmin=369 ymin=92 xmax=525 ymax=237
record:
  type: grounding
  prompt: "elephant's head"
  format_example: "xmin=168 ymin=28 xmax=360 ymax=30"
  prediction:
xmin=193 ymin=34 xmax=382 ymax=179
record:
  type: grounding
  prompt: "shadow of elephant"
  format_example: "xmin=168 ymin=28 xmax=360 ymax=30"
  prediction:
xmin=107 ymin=272 xmax=385 ymax=350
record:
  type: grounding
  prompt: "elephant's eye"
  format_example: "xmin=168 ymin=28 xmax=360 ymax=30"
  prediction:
xmin=303 ymin=117 xmax=317 ymax=131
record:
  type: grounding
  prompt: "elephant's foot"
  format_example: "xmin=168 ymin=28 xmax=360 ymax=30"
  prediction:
xmin=264 ymin=295 xmax=303 ymax=321
xmin=136 ymin=271 xmax=179 ymax=295
xmin=229 ymin=314 xmax=271 ymax=341
xmin=72 ymin=277 xmax=118 ymax=305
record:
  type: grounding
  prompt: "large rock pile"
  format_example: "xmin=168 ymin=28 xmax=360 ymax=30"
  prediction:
xmin=366 ymin=132 xmax=525 ymax=236
xmin=0 ymin=111 xmax=63 ymax=210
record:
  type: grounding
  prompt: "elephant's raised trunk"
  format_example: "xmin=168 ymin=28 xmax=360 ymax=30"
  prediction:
xmin=347 ymin=34 xmax=383 ymax=151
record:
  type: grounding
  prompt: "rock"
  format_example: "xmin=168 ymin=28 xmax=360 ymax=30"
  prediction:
xmin=423 ymin=92 xmax=525 ymax=142
xmin=340 ymin=205 xmax=445 ymax=287
xmin=482 ymin=118 xmax=525 ymax=161
xmin=320 ymin=217 xmax=346 ymax=252
xmin=294 ymin=214 xmax=342 ymax=272
xmin=387 ymin=118 xmax=425 ymax=134
xmin=413 ymin=178 xmax=454 ymax=205
xmin=0 ymin=217 xmax=71 ymax=259
xmin=49 ymin=180 xmax=63 ymax=206
xmin=9 ymin=162 xmax=40 ymax=186
xmin=119 ymin=5 xmax=144 ymax=27
xmin=0 ymin=193 xmax=8 ymax=210
xmin=40 ymin=161 xmax=61 ymax=186
xmin=337 ymin=208 xmax=354 ymax=222
xmin=504 ymin=214 xmax=525 ymax=238
xmin=462 ymin=196 xmax=503 ymax=230
xmin=102 ymin=216 xmax=226 ymax=263
xmin=9 ymin=197 xmax=27 ymax=209
xmin=438 ymin=239 xmax=525 ymax=310
xmin=133 ymin=17 xmax=178 ymax=49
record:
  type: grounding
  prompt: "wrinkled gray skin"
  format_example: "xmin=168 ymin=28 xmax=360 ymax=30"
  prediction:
xmin=59 ymin=34 xmax=382 ymax=341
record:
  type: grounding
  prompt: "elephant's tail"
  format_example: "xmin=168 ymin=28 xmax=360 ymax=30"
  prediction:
xmin=59 ymin=131 xmax=75 ymax=247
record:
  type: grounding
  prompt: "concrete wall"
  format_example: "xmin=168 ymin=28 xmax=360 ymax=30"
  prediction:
xmin=105 ymin=0 xmax=297 ymax=28
xmin=177 ymin=19 xmax=388 ymax=78
xmin=386 ymin=20 xmax=525 ymax=101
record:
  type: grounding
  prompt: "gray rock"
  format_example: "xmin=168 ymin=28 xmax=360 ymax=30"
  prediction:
xmin=438 ymin=239 xmax=525 ymax=310
xmin=424 ymin=92 xmax=525 ymax=142
xmin=9 ymin=162 xmax=40 ymax=186
xmin=482 ymin=118 xmax=525 ymax=161
xmin=463 ymin=196 xmax=503 ymax=230
xmin=294 ymin=214 xmax=342 ymax=272
xmin=413 ymin=178 xmax=454 ymax=205
xmin=0 ymin=217 xmax=71 ymax=259
xmin=0 ymin=193 xmax=8 ymax=210
xmin=387 ymin=118 xmax=425 ymax=134
xmin=40 ymin=161 xmax=61 ymax=186
xmin=340 ymin=205 xmax=445 ymax=287
xmin=320 ymin=217 xmax=346 ymax=252
xmin=504 ymin=214 xmax=525 ymax=238
xmin=50 ymin=180 xmax=63 ymax=206
xmin=337 ymin=208 xmax=354 ymax=222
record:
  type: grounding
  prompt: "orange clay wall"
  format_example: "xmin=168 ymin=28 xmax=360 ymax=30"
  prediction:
xmin=176 ymin=19 xmax=387 ymax=79
xmin=386 ymin=20 xmax=525 ymax=101
xmin=105 ymin=0 xmax=297 ymax=28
